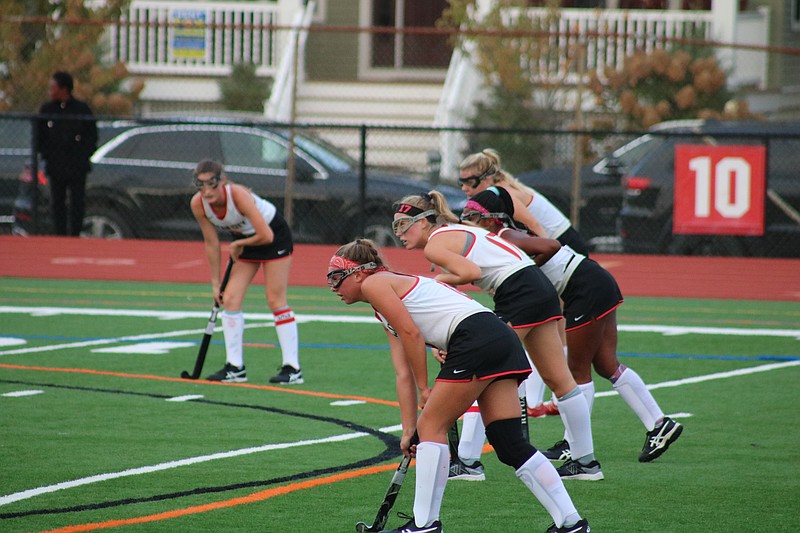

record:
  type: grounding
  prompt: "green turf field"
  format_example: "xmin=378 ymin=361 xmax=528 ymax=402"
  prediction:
xmin=0 ymin=277 xmax=798 ymax=532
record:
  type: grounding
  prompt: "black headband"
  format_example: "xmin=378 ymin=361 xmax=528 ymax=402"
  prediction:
xmin=395 ymin=203 xmax=426 ymax=216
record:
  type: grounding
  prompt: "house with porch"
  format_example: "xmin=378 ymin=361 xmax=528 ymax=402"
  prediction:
xmin=104 ymin=0 xmax=799 ymax=173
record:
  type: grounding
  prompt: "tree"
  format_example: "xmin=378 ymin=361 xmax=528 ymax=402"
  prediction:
xmin=219 ymin=63 xmax=271 ymax=113
xmin=587 ymin=47 xmax=758 ymax=129
xmin=0 ymin=0 xmax=143 ymax=115
xmin=439 ymin=0 xmax=581 ymax=173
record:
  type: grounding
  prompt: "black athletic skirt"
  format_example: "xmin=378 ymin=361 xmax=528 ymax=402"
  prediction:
xmin=436 ymin=312 xmax=531 ymax=384
xmin=492 ymin=266 xmax=563 ymax=329
xmin=236 ymin=213 xmax=294 ymax=262
xmin=561 ymin=258 xmax=624 ymax=331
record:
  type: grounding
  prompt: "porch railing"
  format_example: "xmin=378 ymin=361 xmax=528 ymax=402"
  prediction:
xmin=103 ymin=0 xmax=280 ymax=76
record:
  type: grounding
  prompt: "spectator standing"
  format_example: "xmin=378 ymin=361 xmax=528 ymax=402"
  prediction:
xmin=37 ymin=71 xmax=97 ymax=236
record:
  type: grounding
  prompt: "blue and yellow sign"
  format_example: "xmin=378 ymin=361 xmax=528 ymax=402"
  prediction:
xmin=172 ymin=9 xmax=207 ymax=60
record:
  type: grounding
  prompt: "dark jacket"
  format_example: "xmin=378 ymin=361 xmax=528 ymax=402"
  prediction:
xmin=37 ymin=98 xmax=98 ymax=175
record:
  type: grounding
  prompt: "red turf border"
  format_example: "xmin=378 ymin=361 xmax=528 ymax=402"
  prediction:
xmin=1 ymin=236 xmax=798 ymax=301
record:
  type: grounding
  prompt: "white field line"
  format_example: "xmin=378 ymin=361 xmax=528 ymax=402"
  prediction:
xmin=0 ymin=431 xmax=367 ymax=506
xmin=0 ymin=306 xmax=797 ymax=358
xmin=0 ymin=306 xmax=799 ymax=338
xmin=1 ymin=361 xmax=798 ymax=508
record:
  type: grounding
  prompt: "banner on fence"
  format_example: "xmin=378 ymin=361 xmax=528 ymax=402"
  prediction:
xmin=171 ymin=9 xmax=207 ymax=60
xmin=673 ymin=144 xmax=766 ymax=236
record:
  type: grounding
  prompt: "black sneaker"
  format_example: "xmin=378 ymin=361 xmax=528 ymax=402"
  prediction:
xmin=206 ymin=363 xmax=247 ymax=383
xmin=556 ymin=459 xmax=604 ymax=481
xmin=546 ymin=518 xmax=591 ymax=533
xmin=448 ymin=459 xmax=485 ymax=481
xmin=384 ymin=515 xmax=443 ymax=533
xmin=269 ymin=364 xmax=304 ymax=384
xmin=542 ymin=439 xmax=571 ymax=461
xmin=639 ymin=417 xmax=683 ymax=462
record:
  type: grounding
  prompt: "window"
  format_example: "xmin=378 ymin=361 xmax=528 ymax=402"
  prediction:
xmin=110 ymin=131 xmax=215 ymax=163
xmin=220 ymin=131 xmax=288 ymax=169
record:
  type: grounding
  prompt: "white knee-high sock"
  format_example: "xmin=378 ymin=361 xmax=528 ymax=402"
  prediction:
xmin=273 ymin=306 xmax=299 ymax=369
xmin=612 ymin=366 xmax=664 ymax=431
xmin=516 ymin=452 xmax=581 ymax=528
xmin=578 ymin=381 xmax=595 ymax=414
xmin=458 ymin=404 xmax=486 ymax=463
xmin=525 ymin=367 xmax=547 ymax=407
xmin=413 ymin=442 xmax=449 ymax=527
xmin=557 ymin=388 xmax=594 ymax=461
xmin=222 ymin=311 xmax=244 ymax=367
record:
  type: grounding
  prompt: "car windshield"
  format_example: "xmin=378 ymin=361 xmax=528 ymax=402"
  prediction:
xmin=613 ymin=134 xmax=666 ymax=168
xmin=293 ymin=133 xmax=355 ymax=173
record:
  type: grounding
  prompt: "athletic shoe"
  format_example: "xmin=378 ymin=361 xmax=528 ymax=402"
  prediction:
xmin=206 ymin=363 xmax=247 ymax=383
xmin=545 ymin=518 xmax=591 ymax=533
xmin=556 ymin=459 xmax=604 ymax=481
xmin=269 ymin=364 xmax=304 ymax=384
xmin=384 ymin=515 xmax=443 ymax=533
xmin=542 ymin=439 xmax=571 ymax=462
xmin=448 ymin=459 xmax=485 ymax=481
xmin=527 ymin=401 xmax=560 ymax=418
xmin=639 ymin=417 xmax=683 ymax=462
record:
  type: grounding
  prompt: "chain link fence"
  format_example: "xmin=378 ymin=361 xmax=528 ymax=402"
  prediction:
xmin=1 ymin=113 xmax=798 ymax=257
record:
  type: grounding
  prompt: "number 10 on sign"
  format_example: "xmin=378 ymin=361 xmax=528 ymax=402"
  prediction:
xmin=673 ymin=144 xmax=766 ymax=236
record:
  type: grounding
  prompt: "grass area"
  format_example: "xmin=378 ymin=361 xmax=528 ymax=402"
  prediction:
xmin=0 ymin=277 xmax=798 ymax=532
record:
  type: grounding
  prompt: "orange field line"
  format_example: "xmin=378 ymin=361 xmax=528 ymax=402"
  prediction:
xmin=0 ymin=363 xmax=400 ymax=407
xmin=36 ymin=461 xmax=411 ymax=533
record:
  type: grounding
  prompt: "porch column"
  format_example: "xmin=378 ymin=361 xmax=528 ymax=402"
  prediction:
xmin=711 ymin=0 xmax=737 ymax=73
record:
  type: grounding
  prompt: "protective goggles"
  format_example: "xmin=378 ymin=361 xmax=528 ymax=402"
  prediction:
xmin=459 ymin=211 xmax=508 ymax=224
xmin=458 ymin=168 xmax=493 ymax=189
xmin=391 ymin=210 xmax=435 ymax=235
xmin=326 ymin=262 xmax=378 ymax=290
xmin=192 ymin=174 xmax=221 ymax=190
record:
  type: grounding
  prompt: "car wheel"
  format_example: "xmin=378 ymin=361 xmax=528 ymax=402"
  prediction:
xmin=362 ymin=215 xmax=400 ymax=247
xmin=81 ymin=206 xmax=134 ymax=239
xmin=667 ymin=234 xmax=746 ymax=257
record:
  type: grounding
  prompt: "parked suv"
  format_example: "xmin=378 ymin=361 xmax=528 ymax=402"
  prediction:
xmin=516 ymin=162 xmax=625 ymax=252
xmin=3 ymin=119 xmax=465 ymax=245
xmin=616 ymin=119 xmax=800 ymax=257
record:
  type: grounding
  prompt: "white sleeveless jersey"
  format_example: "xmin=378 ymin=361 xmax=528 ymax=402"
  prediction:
xmin=530 ymin=239 xmax=585 ymax=296
xmin=525 ymin=189 xmax=571 ymax=239
xmin=430 ymin=224 xmax=533 ymax=293
xmin=202 ymin=184 xmax=277 ymax=237
xmin=374 ymin=274 xmax=487 ymax=351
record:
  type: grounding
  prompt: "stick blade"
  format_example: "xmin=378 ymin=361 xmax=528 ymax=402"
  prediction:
xmin=180 ymin=370 xmax=194 ymax=379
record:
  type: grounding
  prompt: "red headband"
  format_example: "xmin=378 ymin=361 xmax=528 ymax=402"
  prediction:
xmin=464 ymin=200 xmax=490 ymax=214
xmin=328 ymin=255 xmax=360 ymax=272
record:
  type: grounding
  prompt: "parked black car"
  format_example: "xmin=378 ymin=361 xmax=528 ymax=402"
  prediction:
xmin=3 ymin=119 xmax=465 ymax=245
xmin=617 ymin=119 xmax=800 ymax=257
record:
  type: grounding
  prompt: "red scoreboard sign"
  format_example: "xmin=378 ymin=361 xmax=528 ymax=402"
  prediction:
xmin=673 ymin=144 xmax=766 ymax=235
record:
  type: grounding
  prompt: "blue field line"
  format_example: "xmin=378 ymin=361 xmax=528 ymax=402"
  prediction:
xmin=3 ymin=333 xmax=797 ymax=362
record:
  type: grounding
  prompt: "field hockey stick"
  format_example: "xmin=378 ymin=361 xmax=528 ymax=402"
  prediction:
xmin=447 ymin=420 xmax=460 ymax=460
xmin=519 ymin=395 xmax=530 ymax=443
xmin=355 ymin=433 xmax=420 ymax=532
xmin=180 ymin=259 xmax=234 ymax=379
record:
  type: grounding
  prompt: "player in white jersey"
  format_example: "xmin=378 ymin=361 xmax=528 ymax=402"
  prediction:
xmin=190 ymin=160 xmax=302 ymax=385
xmin=393 ymin=192 xmax=601 ymax=483
xmin=464 ymin=186 xmax=683 ymax=463
xmin=327 ymin=239 xmax=590 ymax=533
xmin=458 ymin=148 xmax=589 ymax=255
